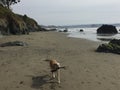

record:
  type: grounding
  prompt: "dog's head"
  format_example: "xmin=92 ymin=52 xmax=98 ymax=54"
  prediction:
xmin=49 ymin=60 xmax=60 ymax=68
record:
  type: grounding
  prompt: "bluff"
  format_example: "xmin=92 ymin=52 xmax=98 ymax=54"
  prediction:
xmin=0 ymin=4 xmax=42 ymax=35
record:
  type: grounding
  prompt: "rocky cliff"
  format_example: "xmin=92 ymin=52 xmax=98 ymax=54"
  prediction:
xmin=0 ymin=4 xmax=41 ymax=35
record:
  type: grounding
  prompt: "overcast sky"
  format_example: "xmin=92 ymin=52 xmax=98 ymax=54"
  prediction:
xmin=12 ymin=0 xmax=120 ymax=25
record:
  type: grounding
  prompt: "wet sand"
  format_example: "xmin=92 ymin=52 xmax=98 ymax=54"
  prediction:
xmin=0 ymin=32 xmax=120 ymax=90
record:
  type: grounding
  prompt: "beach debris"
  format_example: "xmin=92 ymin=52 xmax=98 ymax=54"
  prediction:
xmin=19 ymin=81 xmax=24 ymax=84
xmin=96 ymin=39 xmax=120 ymax=54
xmin=97 ymin=25 xmax=118 ymax=34
xmin=0 ymin=41 xmax=28 ymax=47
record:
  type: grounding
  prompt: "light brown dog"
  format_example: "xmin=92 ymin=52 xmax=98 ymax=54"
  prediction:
xmin=49 ymin=59 xmax=61 ymax=83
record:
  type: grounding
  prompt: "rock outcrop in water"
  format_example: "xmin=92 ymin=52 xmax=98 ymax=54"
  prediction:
xmin=96 ymin=39 xmax=120 ymax=54
xmin=97 ymin=25 xmax=118 ymax=34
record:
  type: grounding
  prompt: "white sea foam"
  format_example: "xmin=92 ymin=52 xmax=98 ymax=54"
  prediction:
xmin=58 ymin=27 xmax=120 ymax=42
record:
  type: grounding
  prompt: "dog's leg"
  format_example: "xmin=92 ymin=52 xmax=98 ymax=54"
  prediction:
xmin=52 ymin=72 xmax=55 ymax=78
xmin=57 ymin=69 xmax=60 ymax=83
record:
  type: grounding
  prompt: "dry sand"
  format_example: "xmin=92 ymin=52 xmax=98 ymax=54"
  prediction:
xmin=0 ymin=32 xmax=120 ymax=90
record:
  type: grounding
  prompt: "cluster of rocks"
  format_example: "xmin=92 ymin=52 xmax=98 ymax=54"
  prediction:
xmin=96 ymin=39 xmax=120 ymax=54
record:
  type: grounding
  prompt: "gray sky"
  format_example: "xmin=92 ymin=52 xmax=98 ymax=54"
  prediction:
xmin=12 ymin=0 xmax=120 ymax=25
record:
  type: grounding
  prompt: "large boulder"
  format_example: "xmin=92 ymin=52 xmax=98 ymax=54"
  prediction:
xmin=96 ymin=39 xmax=120 ymax=54
xmin=97 ymin=25 xmax=118 ymax=34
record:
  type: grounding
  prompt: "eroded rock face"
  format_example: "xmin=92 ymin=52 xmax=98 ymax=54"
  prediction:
xmin=7 ymin=14 xmax=28 ymax=35
xmin=0 ymin=18 xmax=8 ymax=34
xmin=97 ymin=25 xmax=118 ymax=34
xmin=96 ymin=39 xmax=120 ymax=54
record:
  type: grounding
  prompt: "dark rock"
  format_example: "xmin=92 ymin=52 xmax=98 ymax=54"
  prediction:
xmin=80 ymin=29 xmax=84 ymax=32
xmin=96 ymin=44 xmax=112 ymax=53
xmin=97 ymin=25 xmax=118 ymax=34
xmin=63 ymin=30 xmax=68 ymax=32
xmin=59 ymin=30 xmax=62 ymax=32
xmin=63 ymin=28 xmax=68 ymax=32
xmin=0 ymin=41 xmax=28 ymax=47
xmin=96 ymin=39 xmax=120 ymax=54
xmin=39 ymin=27 xmax=47 ymax=31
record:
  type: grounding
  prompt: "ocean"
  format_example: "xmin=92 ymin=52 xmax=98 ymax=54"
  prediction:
xmin=57 ymin=27 xmax=120 ymax=43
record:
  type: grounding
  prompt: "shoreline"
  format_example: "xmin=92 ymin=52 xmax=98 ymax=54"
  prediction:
xmin=0 ymin=31 xmax=120 ymax=90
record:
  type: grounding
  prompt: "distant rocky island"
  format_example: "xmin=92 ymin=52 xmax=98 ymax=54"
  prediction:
xmin=0 ymin=4 xmax=45 ymax=35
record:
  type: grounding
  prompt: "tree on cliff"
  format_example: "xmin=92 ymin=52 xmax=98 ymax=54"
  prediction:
xmin=0 ymin=0 xmax=20 ymax=9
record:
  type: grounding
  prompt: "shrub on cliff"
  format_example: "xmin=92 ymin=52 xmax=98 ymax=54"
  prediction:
xmin=0 ymin=0 xmax=20 ymax=9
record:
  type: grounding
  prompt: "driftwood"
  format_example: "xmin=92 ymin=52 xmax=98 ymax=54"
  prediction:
xmin=51 ymin=66 xmax=66 ymax=72
xmin=0 ymin=41 xmax=28 ymax=47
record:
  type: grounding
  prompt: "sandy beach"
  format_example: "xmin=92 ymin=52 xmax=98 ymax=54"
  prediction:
xmin=0 ymin=31 xmax=120 ymax=90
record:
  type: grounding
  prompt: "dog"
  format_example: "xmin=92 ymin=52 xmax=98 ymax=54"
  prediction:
xmin=45 ymin=59 xmax=65 ymax=83
xmin=50 ymin=59 xmax=61 ymax=83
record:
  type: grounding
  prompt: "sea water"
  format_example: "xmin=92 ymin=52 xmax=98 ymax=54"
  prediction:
xmin=58 ymin=27 xmax=120 ymax=42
